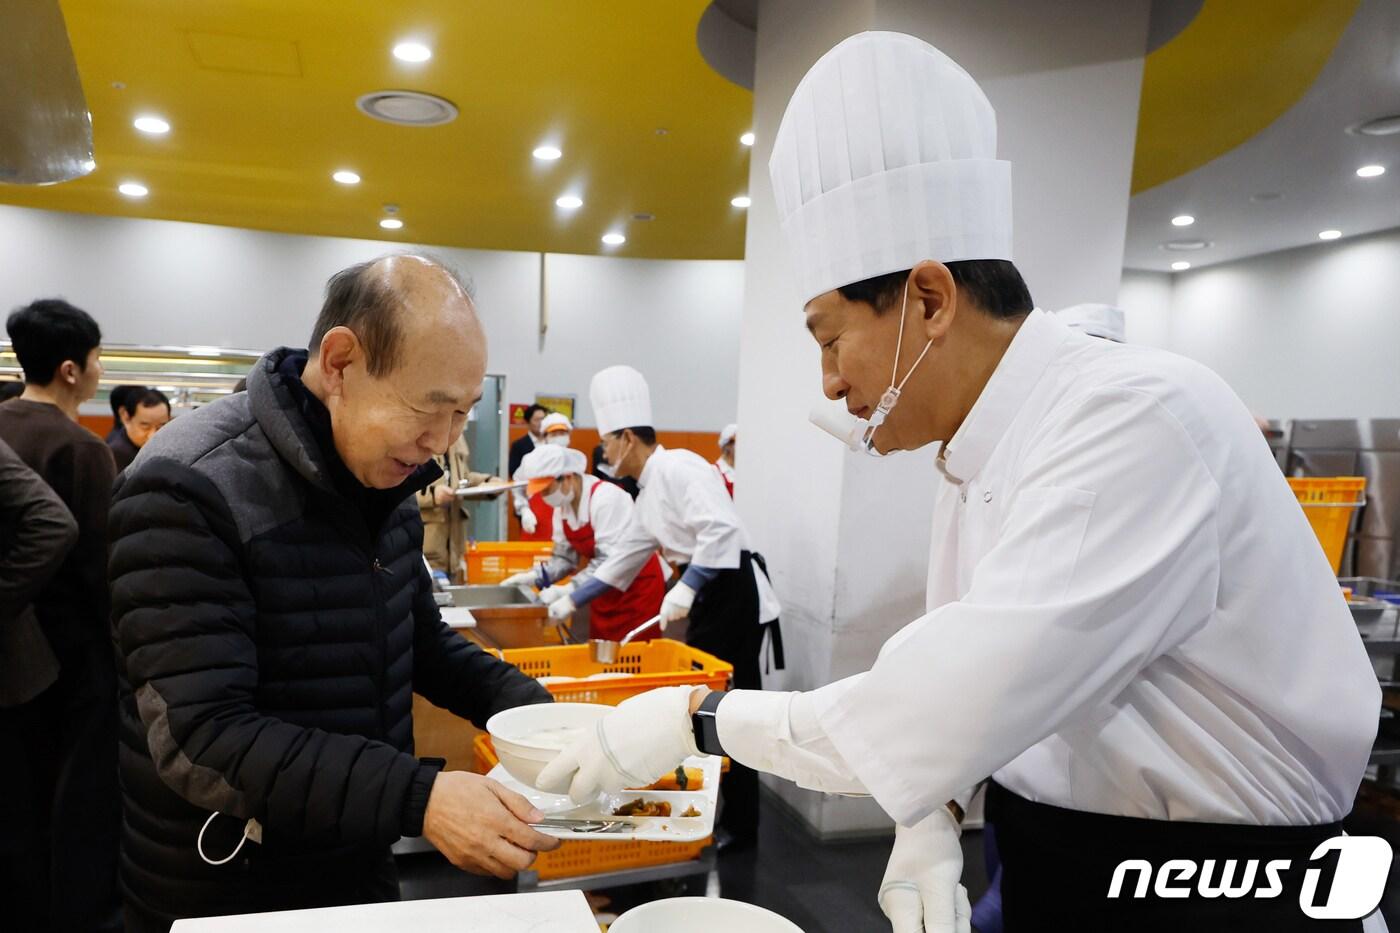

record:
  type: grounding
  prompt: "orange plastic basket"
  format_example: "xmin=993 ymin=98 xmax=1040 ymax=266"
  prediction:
xmin=473 ymin=734 xmax=710 ymax=880
xmin=465 ymin=541 xmax=554 ymax=584
xmin=491 ymin=638 xmax=733 ymax=705
xmin=1288 ymin=477 xmax=1367 ymax=574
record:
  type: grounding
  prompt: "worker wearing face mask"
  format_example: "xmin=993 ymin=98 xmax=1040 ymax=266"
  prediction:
xmin=502 ymin=445 xmax=666 ymax=643
xmin=550 ymin=364 xmax=781 ymax=851
xmin=714 ymin=423 xmax=736 ymax=498
xmin=539 ymin=412 xmax=572 ymax=447
xmin=537 ymin=32 xmax=1380 ymax=933
xmin=509 ymin=405 xmax=550 ymax=538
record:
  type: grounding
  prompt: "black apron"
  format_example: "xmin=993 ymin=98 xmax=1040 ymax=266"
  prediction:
xmin=987 ymin=781 xmax=1364 ymax=932
xmin=679 ymin=551 xmax=778 ymax=840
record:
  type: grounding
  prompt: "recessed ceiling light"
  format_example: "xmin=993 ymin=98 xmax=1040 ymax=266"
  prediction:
xmin=1160 ymin=239 xmax=1211 ymax=251
xmin=1171 ymin=261 xmax=1191 ymax=271
xmin=1171 ymin=214 xmax=1195 ymax=227
xmin=533 ymin=145 xmax=562 ymax=161
xmin=601 ymin=232 xmax=626 ymax=246
xmin=731 ymin=195 xmax=751 ymax=208
xmin=332 ymin=170 xmax=361 ymax=185
xmin=740 ymin=131 xmax=755 ymax=147
xmin=392 ymin=41 xmax=432 ymax=63
xmin=1318 ymin=229 xmax=1341 ymax=240
xmin=133 ymin=115 xmax=170 ymax=135
xmin=380 ymin=218 xmax=404 ymax=230
xmin=556 ymin=195 xmax=583 ymax=209
xmin=1356 ymin=164 xmax=1386 ymax=178
xmin=118 ymin=182 xmax=148 ymax=198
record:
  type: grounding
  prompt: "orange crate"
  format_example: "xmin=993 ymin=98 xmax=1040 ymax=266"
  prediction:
xmin=491 ymin=638 xmax=733 ymax=705
xmin=473 ymin=734 xmax=710 ymax=880
xmin=1288 ymin=477 xmax=1367 ymax=574
xmin=465 ymin=541 xmax=554 ymax=584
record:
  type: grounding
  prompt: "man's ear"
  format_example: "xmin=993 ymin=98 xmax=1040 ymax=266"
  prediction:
xmin=57 ymin=360 xmax=79 ymax=387
xmin=910 ymin=260 xmax=957 ymax=342
xmin=315 ymin=326 xmax=360 ymax=396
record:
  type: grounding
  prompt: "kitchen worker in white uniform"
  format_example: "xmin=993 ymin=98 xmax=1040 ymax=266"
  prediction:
xmin=501 ymin=444 xmax=666 ymax=643
xmin=715 ymin=423 xmax=737 ymax=497
xmin=538 ymin=32 xmax=1381 ymax=933
xmin=562 ymin=364 xmax=781 ymax=850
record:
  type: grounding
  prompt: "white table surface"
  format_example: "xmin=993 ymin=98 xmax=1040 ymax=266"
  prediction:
xmin=169 ymin=890 xmax=597 ymax=932
xmin=439 ymin=606 xmax=477 ymax=629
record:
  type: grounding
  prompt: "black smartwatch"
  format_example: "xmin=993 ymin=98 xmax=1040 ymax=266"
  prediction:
xmin=691 ymin=690 xmax=727 ymax=757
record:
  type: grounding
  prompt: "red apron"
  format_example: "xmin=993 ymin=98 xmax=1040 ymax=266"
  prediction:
xmin=518 ymin=491 xmax=554 ymax=542
xmin=562 ymin=507 xmax=666 ymax=643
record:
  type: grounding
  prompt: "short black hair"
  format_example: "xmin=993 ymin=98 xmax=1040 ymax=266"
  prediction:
xmin=6 ymin=299 xmax=102 ymax=386
xmin=524 ymin=404 xmax=549 ymax=422
xmin=308 ymin=253 xmax=471 ymax=377
xmin=0 ymin=381 xmax=23 ymax=403
xmin=837 ymin=260 xmax=1033 ymax=319
xmin=124 ymin=387 xmax=170 ymax=417
xmin=610 ymin=426 xmax=657 ymax=446
xmin=109 ymin=384 xmax=145 ymax=418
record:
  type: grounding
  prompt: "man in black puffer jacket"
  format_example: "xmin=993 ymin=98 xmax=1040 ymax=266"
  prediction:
xmin=109 ymin=255 xmax=560 ymax=932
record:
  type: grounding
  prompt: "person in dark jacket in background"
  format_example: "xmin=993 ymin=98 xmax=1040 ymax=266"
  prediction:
xmin=0 ymin=438 xmax=81 ymax=933
xmin=0 ymin=299 xmax=120 ymax=933
xmin=106 ymin=384 xmax=144 ymax=442
xmin=109 ymin=254 xmax=559 ymax=932
xmin=107 ymin=387 xmax=172 ymax=471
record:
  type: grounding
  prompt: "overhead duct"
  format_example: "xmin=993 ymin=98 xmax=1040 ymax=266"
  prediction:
xmin=0 ymin=0 xmax=95 ymax=185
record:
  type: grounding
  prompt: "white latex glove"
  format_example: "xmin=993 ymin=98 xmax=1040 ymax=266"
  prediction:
xmin=536 ymin=686 xmax=699 ymax=804
xmin=546 ymin=595 xmax=576 ymax=624
xmin=660 ymin=581 xmax=696 ymax=623
xmin=501 ymin=571 xmax=537 ymax=588
xmin=519 ymin=509 xmax=538 ymax=535
xmin=879 ymin=808 xmax=971 ymax=933
xmin=540 ymin=581 xmax=575 ymax=605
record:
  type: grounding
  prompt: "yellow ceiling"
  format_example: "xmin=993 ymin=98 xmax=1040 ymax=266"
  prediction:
xmin=0 ymin=1 xmax=1360 ymax=253
xmin=1 ymin=0 xmax=755 ymax=259
xmin=1132 ymin=0 xmax=1358 ymax=194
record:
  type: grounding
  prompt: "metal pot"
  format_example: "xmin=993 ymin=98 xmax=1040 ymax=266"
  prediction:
xmin=588 ymin=614 xmax=665 ymax=664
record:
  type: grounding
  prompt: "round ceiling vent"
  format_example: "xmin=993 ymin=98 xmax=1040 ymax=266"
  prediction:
xmin=1348 ymin=115 xmax=1400 ymax=137
xmin=1160 ymin=239 xmax=1213 ymax=252
xmin=356 ymin=90 xmax=458 ymax=127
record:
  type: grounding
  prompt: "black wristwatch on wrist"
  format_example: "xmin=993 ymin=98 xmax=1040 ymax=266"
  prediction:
xmin=691 ymin=690 xmax=727 ymax=757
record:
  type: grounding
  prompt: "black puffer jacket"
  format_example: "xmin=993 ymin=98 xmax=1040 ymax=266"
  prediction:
xmin=109 ymin=348 xmax=549 ymax=921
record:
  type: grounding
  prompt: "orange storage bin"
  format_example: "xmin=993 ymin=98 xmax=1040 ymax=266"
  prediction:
xmin=473 ymin=734 xmax=710 ymax=880
xmin=1288 ymin=477 xmax=1367 ymax=574
xmin=465 ymin=541 xmax=554 ymax=584
xmin=491 ymin=638 xmax=732 ymax=705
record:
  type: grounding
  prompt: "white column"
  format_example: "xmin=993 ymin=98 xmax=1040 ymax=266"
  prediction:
xmin=734 ymin=0 xmax=1152 ymax=837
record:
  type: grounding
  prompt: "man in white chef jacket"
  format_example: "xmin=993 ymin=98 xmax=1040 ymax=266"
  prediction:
xmin=556 ymin=365 xmax=781 ymax=850
xmin=538 ymin=32 xmax=1381 ymax=932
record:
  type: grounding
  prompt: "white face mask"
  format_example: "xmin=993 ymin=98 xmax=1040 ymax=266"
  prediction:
xmin=544 ymin=434 xmax=571 ymax=447
xmin=811 ymin=282 xmax=933 ymax=457
xmin=543 ymin=481 xmax=572 ymax=508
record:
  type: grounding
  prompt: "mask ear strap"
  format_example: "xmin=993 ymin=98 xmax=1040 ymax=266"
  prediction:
xmin=198 ymin=812 xmax=259 ymax=866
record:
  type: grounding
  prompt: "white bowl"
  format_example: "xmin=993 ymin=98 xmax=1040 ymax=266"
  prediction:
xmin=485 ymin=702 xmax=610 ymax=786
xmin=610 ymin=898 xmax=805 ymax=933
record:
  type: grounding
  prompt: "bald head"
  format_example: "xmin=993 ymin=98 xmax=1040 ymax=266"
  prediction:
xmin=303 ymin=253 xmax=488 ymax=489
xmin=310 ymin=253 xmax=480 ymax=377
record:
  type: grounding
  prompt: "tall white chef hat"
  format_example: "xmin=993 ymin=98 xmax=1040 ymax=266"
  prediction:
xmin=1057 ymin=303 xmax=1126 ymax=343
xmin=769 ymin=31 xmax=1013 ymax=305
xmin=719 ymin=423 xmax=737 ymax=449
xmin=589 ymin=365 xmax=653 ymax=436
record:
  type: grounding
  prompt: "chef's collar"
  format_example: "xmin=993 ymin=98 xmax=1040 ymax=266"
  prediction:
xmin=637 ymin=444 xmax=666 ymax=490
xmin=937 ymin=308 xmax=1068 ymax=485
